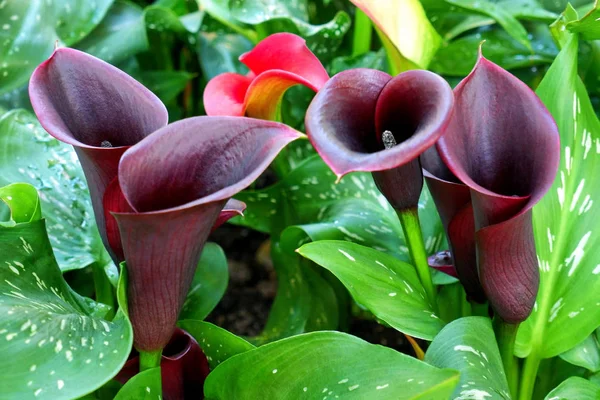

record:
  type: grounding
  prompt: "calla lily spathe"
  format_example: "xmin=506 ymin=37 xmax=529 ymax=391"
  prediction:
xmin=305 ymin=68 xmax=454 ymax=211
xmin=203 ymin=32 xmax=329 ymax=120
xmin=436 ymin=53 xmax=560 ymax=322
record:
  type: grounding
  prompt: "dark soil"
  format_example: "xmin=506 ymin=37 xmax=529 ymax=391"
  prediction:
xmin=207 ymin=224 xmax=417 ymax=357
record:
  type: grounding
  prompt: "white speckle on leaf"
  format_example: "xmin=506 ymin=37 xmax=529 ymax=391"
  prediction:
xmin=338 ymin=249 xmax=355 ymax=261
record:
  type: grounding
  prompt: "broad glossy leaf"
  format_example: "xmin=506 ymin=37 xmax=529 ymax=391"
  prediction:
xmin=446 ymin=0 xmax=532 ymax=49
xmin=298 ymin=241 xmax=444 ymax=340
xmin=349 ymin=0 xmax=441 ymax=71
xmin=560 ymin=329 xmax=600 ymax=372
xmin=0 ymin=212 xmax=133 ymax=399
xmin=425 ymin=317 xmax=511 ymax=399
xmin=0 ymin=0 xmax=112 ymax=94
xmin=431 ymin=25 xmax=557 ymax=76
xmin=179 ymin=242 xmax=228 ymax=321
xmin=114 ymin=367 xmax=161 ymax=400
xmin=178 ymin=320 xmax=255 ymax=370
xmin=137 ymin=70 xmax=195 ymax=104
xmin=0 ymin=109 xmax=111 ymax=273
xmin=516 ymin=24 xmax=600 ymax=358
xmin=229 ymin=0 xmax=351 ymax=60
xmin=0 ymin=183 xmax=41 ymax=226
xmin=545 ymin=377 xmax=600 ymax=400
xmin=567 ymin=4 xmax=600 ymax=40
xmin=76 ymin=0 xmax=148 ymax=64
xmin=197 ymin=28 xmax=252 ymax=80
xmin=204 ymin=331 xmax=460 ymax=399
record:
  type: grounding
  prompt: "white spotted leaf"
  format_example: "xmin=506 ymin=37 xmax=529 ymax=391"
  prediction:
xmin=114 ymin=367 xmax=161 ymax=400
xmin=0 ymin=0 xmax=112 ymax=95
xmin=178 ymin=320 xmax=255 ymax=370
xmin=560 ymin=328 xmax=600 ymax=372
xmin=516 ymin=21 xmax=600 ymax=358
xmin=298 ymin=240 xmax=445 ymax=340
xmin=204 ymin=331 xmax=460 ymax=399
xmin=179 ymin=242 xmax=229 ymax=322
xmin=0 ymin=109 xmax=113 ymax=275
xmin=544 ymin=376 xmax=600 ymax=400
xmin=425 ymin=317 xmax=511 ymax=400
xmin=0 ymin=195 xmax=133 ymax=399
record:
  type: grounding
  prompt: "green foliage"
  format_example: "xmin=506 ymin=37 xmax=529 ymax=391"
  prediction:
xmin=113 ymin=367 xmax=161 ymax=400
xmin=0 ymin=184 xmax=133 ymax=399
xmin=204 ymin=331 xmax=460 ymax=399
xmin=425 ymin=317 xmax=511 ymax=399
xmin=544 ymin=377 xmax=600 ymax=399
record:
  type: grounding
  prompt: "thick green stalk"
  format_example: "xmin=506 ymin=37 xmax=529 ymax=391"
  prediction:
xmin=139 ymin=349 xmax=162 ymax=372
xmin=352 ymin=9 xmax=372 ymax=57
xmin=494 ymin=318 xmax=519 ymax=398
xmin=519 ymin=350 xmax=541 ymax=400
xmin=396 ymin=208 xmax=436 ymax=306
xmin=93 ymin=263 xmax=116 ymax=320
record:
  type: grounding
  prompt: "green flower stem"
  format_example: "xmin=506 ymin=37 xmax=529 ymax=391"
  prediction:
xmin=92 ymin=263 xmax=115 ymax=320
xmin=139 ymin=349 xmax=162 ymax=372
xmin=494 ymin=318 xmax=519 ymax=398
xmin=396 ymin=208 xmax=436 ymax=307
xmin=352 ymin=9 xmax=372 ymax=57
xmin=518 ymin=350 xmax=541 ymax=400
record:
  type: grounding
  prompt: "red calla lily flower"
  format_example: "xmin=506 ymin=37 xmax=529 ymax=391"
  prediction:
xmin=305 ymin=68 xmax=454 ymax=211
xmin=116 ymin=328 xmax=209 ymax=400
xmin=29 ymin=48 xmax=245 ymax=264
xmin=421 ymin=147 xmax=485 ymax=302
xmin=203 ymin=32 xmax=329 ymax=120
xmin=112 ymin=116 xmax=302 ymax=352
xmin=437 ymin=53 xmax=560 ymax=323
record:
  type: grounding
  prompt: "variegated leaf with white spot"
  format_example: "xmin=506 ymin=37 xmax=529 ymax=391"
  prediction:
xmin=0 ymin=109 xmax=112 ymax=275
xmin=516 ymin=22 xmax=600 ymax=358
xmin=425 ymin=317 xmax=511 ymax=400
xmin=0 ymin=185 xmax=132 ymax=399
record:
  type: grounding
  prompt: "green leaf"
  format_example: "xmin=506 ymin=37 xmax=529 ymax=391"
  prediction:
xmin=298 ymin=241 xmax=444 ymax=340
xmin=204 ymin=331 xmax=460 ymax=399
xmin=567 ymin=4 xmax=600 ymax=40
xmin=516 ymin=21 xmax=600 ymax=359
xmin=178 ymin=320 xmax=255 ymax=370
xmin=0 ymin=183 xmax=41 ymax=226
xmin=560 ymin=329 xmax=600 ymax=372
xmin=0 ymin=217 xmax=133 ymax=399
xmin=0 ymin=0 xmax=112 ymax=94
xmin=114 ymin=367 xmax=161 ymax=400
xmin=545 ymin=377 xmax=600 ymax=400
xmin=0 ymin=109 xmax=111 ymax=273
xmin=197 ymin=27 xmax=252 ymax=80
xmin=179 ymin=242 xmax=228 ymax=321
xmin=425 ymin=317 xmax=511 ymax=399
xmin=137 ymin=70 xmax=195 ymax=104
xmin=431 ymin=25 xmax=557 ymax=76
xmin=229 ymin=1 xmax=351 ymax=60
xmin=76 ymin=0 xmax=149 ymax=64
xmin=445 ymin=0 xmax=532 ymax=50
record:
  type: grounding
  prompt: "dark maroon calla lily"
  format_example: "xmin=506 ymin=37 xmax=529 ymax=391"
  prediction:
xmin=112 ymin=116 xmax=302 ymax=352
xmin=116 ymin=328 xmax=209 ymax=400
xmin=427 ymin=250 xmax=458 ymax=279
xmin=421 ymin=147 xmax=485 ymax=302
xmin=436 ymin=54 xmax=560 ymax=323
xmin=29 ymin=48 xmax=246 ymax=264
xmin=305 ymin=68 xmax=454 ymax=210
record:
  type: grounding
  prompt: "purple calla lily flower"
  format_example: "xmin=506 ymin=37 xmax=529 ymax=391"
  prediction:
xmin=421 ymin=147 xmax=485 ymax=302
xmin=112 ymin=116 xmax=302 ymax=352
xmin=305 ymin=68 xmax=454 ymax=210
xmin=436 ymin=53 xmax=560 ymax=323
xmin=29 ymin=48 xmax=246 ymax=264
xmin=116 ymin=328 xmax=209 ymax=400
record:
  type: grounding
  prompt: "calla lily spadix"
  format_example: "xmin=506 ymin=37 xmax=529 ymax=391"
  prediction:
xmin=28 ymin=48 xmax=245 ymax=264
xmin=203 ymin=32 xmax=329 ymax=120
xmin=436 ymin=53 xmax=560 ymax=323
xmin=111 ymin=116 xmax=303 ymax=353
xmin=421 ymin=147 xmax=485 ymax=302
xmin=305 ymin=68 xmax=454 ymax=305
